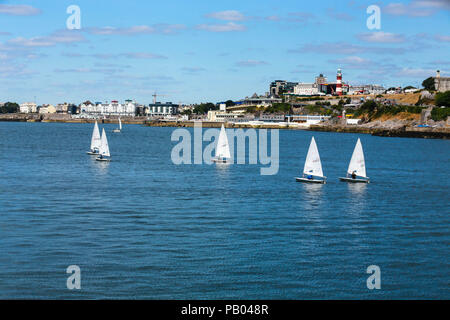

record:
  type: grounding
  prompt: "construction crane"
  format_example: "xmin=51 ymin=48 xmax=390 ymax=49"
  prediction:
xmin=152 ymin=92 xmax=168 ymax=104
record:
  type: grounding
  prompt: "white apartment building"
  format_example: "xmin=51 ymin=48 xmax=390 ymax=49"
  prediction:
xmin=80 ymin=100 xmax=137 ymax=116
xmin=293 ymin=83 xmax=319 ymax=96
xmin=20 ymin=102 xmax=37 ymax=113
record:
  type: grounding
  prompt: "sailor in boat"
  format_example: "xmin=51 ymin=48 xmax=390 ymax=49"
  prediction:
xmin=307 ymin=174 xmax=313 ymax=180
xmin=351 ymin=171 xmax=357 ymax=179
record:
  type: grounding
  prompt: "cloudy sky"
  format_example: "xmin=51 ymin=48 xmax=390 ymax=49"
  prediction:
xmin=0 ymin=0 xmax=449 ymax=104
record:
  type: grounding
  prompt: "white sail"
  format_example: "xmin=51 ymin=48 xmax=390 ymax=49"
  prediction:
xmin=347 ymin=138 xmax=366 ymax=178
xmin=215 ymin=125 xmax=231 ymax=159
xmin=90 ymin=121 xmax=101 ymax=151
xmin=99 ymin=128 xmax=110 ymax=157
xmin=303 ymin=137 xmax=324 ymax=178
xmin=119 ymin=118 xmax=122 ymax=130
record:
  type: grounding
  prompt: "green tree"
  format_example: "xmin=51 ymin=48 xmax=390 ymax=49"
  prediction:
xmin=435 ymin=91 xmax=450 ymax=107
xmin=0 ymin=102 xmax=19 ymax=113
xmin=355 ymin=100 xmax=378 ymax=116
xmin=193 ymin=103 xmax=217 ymax=114
xmin=225 ymin=100 xmax=235 ymax=107
xmin=431 ymin=107 xmax=450 ymax=121
xmin=422 ymin=77 xmax=435 ymax=91
xmin=264 ymin=103 xmax=291 ymax=114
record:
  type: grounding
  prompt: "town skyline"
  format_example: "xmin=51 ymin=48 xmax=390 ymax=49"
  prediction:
xmin=0 ymin=0 xmax=449 ymax=105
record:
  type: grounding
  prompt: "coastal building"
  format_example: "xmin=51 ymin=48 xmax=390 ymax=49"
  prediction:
xmin=348 ymin=85 xmax=385 ymax=95
xmin=259 ymin=114 xmax=286 ymax=122
xmin=39 ymin=104 xmax=56 ymax=114
xmin=146 ymin=102 xmax=179 ymax=116
xmin=286 ymin=115 xmax=331 ymax=124
xmin=80 ymin=100 xmax=137 ymax=116
xmin=434 ymin=70 xmax=450 ymax=92
xmin=269 ymin=80 xmax=298 ymax=97
xmin=19 ymin=102 xmax=37 ymax=113
xmin=293 ymin=83 xmax=320 ymax=96
xmin=315 ymin=74 xmax=327 ymax=85
xmin=207 ymin=110 xmax=245 ymax=122
xmin=236 ymin=94 xmax=282 ymax=107
xmin=55 ymin=103 xmax=69 ymax=113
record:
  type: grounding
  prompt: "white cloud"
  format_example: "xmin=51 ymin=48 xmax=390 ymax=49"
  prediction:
xmin=329 ymin=56 xmax=372 ymax=68
xmin=395 ymin=67 xmax=442 ymax=77
xmin=205 ymin=10 xmax=245 ymax=21
xmin=236 ymin=60 xmax=269 ymax=67
xmin=88 ymin=52 xmax=167 ymax=60
xmin=86 ymin=24 xmax=186 ymax=36
xmin=287 ymin=12 xmax=317 ymax=23
xmin=435 ymin=34 xmax=450 ymax=42
xmin=326 ymin=8 xmax=354 ymax=21
xmin=385 ymin=0 xmax=450 ymax=17
xmin=357 ymin=32 xmax=405 ymax=43
xmin=121 ymin=52 xmax=167 ymax=59
xmin=182 ymin=67 xmax=206 ymax=73
xmin=8 ymin=30 xmax=85 ymax=47
xmin=290 ymin=42 xmax=407 ymax=55
xmin=196 ymin=22 xmax=246 ymax=32
xmin=0 ymin=4 xmax=41 ymax=16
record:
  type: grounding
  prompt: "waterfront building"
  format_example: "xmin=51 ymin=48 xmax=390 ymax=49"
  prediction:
xmin=39 ymin=104 xmax=56 ymax=114
xmin=286 ymin=115 xmax=331 ymax=124
xmin=207 ymin=110 xmax=245 ymax=122
xmin=315 ymin=74 xmax=327 ymax=85
xmin=55 ymin=103 xmax=69 ymax=113
xmin=293 ymin=83 xmax=319 ymax=96
xmin=146 ymin=102 xmax=179 ymax=116
xmin=270 ymin=80 xmax=298 ymax=97
xmin=348 ymin=85 xmax=385 ymax=95
xmin=434 ymin=70 xmax=450 ymax=92
xmin=19 ymin=102 xmax=37 ymax=113
xmin=80 ymin=100 xmax=137 ymax=116
xmin=259 ymin=114 xmax=286 ymax=122
xmin=237 ymin=94 xmax=282 ymax=107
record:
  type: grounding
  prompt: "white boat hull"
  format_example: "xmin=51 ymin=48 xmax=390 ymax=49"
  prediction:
xmin=212 ymin=158 xmax=228 ymax=163
xmin=339 ymin=177 xmax=370 ymax=183
xmin=86 ymin=151 xmax=99 ymax=155
xmin=96 ymin=157 xmax=111 ymax=162
xmin=296 ymin=177 xmax=326 ymax=184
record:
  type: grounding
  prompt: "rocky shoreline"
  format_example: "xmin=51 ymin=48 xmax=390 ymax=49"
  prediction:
xmin=1 ymin=113 xmax=448 ymax=139
xmin=309 ymin=124 xmax=450 ymax=139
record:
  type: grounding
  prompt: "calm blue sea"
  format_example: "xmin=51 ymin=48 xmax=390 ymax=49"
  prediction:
xmin=0 ymin=122 xmax=448 ymax=299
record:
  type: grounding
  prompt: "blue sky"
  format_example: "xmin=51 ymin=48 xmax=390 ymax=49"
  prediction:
xmin=0 ymin=0 xmax=449 ymax=105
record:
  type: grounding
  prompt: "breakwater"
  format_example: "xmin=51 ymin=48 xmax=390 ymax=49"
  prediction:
xmin=309 ymin=124 xmax=450 ymax=139
xmin=1 ymin=113 xmax=448 ymax=139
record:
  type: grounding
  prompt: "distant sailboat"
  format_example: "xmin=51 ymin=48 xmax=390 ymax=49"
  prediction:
xmin=296 ymin=137 xmax=326 ymax=184
xmin=212 ymin=124 xmax=231 ymax=163
xmin=113 ymin=117 xmax=122 ymax=133
xmin=339 ymin=138 xmax=370 ymax=183
xmin=86 ymin=121 xmax=101 ymax=155
xmin=96 ymin=128 xmax=111 ymax=162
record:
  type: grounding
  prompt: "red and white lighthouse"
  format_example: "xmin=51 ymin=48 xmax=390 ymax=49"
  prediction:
xmin=336 ymin=68 xmax=343 ymax=96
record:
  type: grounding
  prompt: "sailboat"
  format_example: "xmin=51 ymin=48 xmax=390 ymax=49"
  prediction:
xmin=212 ymin=124 xmax=231 ymax=163
xmin=96 ymin=128 xmax=111 ymax=162
xmin=113 ymin=117 xmax=122 ymax=133
xmin=296 ymin=137 xmax=326 ymax=184
xmin=339 ymin=138 xmax=370 ymax=183
xmin=86 ymin=121 xmax=101 ymax=155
